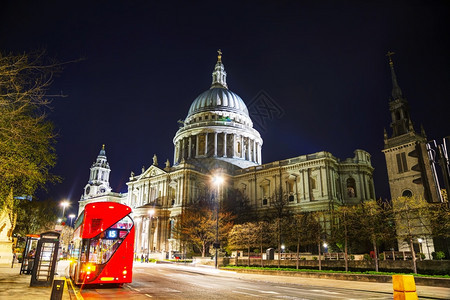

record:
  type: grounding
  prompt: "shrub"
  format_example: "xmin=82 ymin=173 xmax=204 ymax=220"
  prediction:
xmin=350 ymin=255 xmax=355 ymax=260
xmin=313 ymin=256 xmax=318 ymax=260
xmin=363 ymin=254 xmax=372 ymax=261
xmin=435 ymin=251 xmax=445 ymax=260
xmin=379 ymin=253 xmax=385 ymax=260
xmin=419 ymin=253 xmax=426 ymax=260
xmin=301 ymin=257 xmax=306 ymax=260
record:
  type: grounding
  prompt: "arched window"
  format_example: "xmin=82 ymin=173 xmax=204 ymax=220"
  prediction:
xmin=261 ymin=180 xmax=270 ymax=206
xmin=287 ymin=176 xmax=296 ymax=202
xmin=347 ymin=178 xmax=357 ymax=198
xmin=402 ymin=189 xmax=413 ymax=197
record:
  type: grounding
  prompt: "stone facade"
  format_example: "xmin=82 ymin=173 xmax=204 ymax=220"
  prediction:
xmin=78 ymin=53 xmax=375 ymax=259
xmin=382 ymin=53 xmax=439 ymax=258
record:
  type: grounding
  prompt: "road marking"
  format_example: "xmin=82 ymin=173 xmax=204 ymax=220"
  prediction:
xmin=145 ymin=294 xmax=153 ymax=298
xmin=238 ymin=287 xmax=279 ymax=294
xmin=128 ymin=286 xmax=141 ymax=292
xmin=309 ymin=290 xmax=341 ymax=295
xmin=232 ymin=290 xmax=264 ymax=297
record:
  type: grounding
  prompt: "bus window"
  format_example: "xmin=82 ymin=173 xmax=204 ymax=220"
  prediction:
xmin=81 ymin=240 xmax=89 ymax=262
xmin=111 ymin=215 xmax=133 ymax=230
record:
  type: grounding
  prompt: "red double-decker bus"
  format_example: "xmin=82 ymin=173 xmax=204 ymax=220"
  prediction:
xmin=69 ymin=202 xmax=134 ymax=286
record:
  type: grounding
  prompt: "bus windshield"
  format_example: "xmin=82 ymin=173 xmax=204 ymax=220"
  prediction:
xmin=80 ymin=214 xmax=133 ymax=264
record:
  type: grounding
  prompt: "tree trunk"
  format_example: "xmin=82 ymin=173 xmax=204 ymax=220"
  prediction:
xmin=296 ymin=237 xmax=300 ymax=270
xmin=277 ymin=219 xmax=281 ymax=268
xmin=248 ymin=245 xmax=250 ymax=267
xmin=344 ymin=232 xmax=348 ymax=272
xmin=318 ymin=241 xmax=322 ymax=271
xmin=409 ymin=237 xmax=417 ymax=274
xmin=260 ymin=243 xmax=263 ymax=268
xmin=372 ymin=236 xmax=378 ymax=272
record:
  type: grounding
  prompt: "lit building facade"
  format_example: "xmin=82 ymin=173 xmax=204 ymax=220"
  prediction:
xmin=79 ymin=52 xmax=375 ymax=258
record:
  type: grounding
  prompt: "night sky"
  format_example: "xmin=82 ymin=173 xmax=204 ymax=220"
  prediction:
xmin=2 ymin=1 xmax=449 ymax=216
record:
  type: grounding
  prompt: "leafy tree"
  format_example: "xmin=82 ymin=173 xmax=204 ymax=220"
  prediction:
xmin=222 ymin=188 xmax=253 ymax=223
xmin=287 ymin=212 xmax=310 ymax=269
xmin=176 ymin=191 xmax=234 ymax=257
xmin=304 ymin=211 xmax=326 ymax=270
xmin=228 ymin=222 xmax=258 ymax=266
xmin=392 ymin=195 xmax=431 ymax=274
xmin=330 ymin=206 xmax=357 ymax=272
xmin=14 ymin=199 xmax=58 ymax=236
xmin=0 ymin=50 xmax=67 ymax=235
xmin=177 ymin=205 xmax=215 ymax=257
xmin=268 ymin=186 xmax=292 ymax=268
xmin=254 ymin=220 xmax=271 ymax=267
xmin=428 ymin=202 xmax=450 ymax=258
xmin=357 ymin=200 xmax=396 ymax=272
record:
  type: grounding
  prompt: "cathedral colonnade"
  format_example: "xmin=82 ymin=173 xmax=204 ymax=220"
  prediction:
xmin=173 ymin=131 xmax=262 ymax=165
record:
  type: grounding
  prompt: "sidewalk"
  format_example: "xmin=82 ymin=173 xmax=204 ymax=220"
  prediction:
xmin=0 ymin=260 xmax=71 ymax=300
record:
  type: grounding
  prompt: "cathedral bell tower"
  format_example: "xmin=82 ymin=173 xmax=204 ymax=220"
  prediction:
xmin=82 ymin=145 xmax=112 ymax=198
xmin=382 ymin=52 xmax=439 ymax=203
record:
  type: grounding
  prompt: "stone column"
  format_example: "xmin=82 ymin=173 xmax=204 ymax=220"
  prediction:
xmin=231 ymin=134 xmax=235 ymax=157
xmin=246 ymin=137 xmax=250 ymax=160
xmin=223 ymin=133 xmax=227 ymax=157
xmin=181 ymin=138 xmax=185 ymax=161
xmin=252 ymin=140 xmax=256 ymax=162
xmin=214 ymin=132 xmax=218 ymax=157
xmin=196 ymin=135 xmax=199 ymax=157
xmin=241 ymin=135 xmax=244 ymax=158
xmin=205 ymin=133 xmax=208 ymax=156
xmin=188 ymin=136 xmax=192 ymax=158
xmin=257 ymin=143 xmax=262 ymax=164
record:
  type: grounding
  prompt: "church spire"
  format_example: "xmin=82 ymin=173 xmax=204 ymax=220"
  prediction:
xmin=211 ymin=49 xmax=228 ymax=89
xmin=384 ymin=52 xmax=421 ymax=140
xmin=386 ymin=51 xmax=403 ymax=100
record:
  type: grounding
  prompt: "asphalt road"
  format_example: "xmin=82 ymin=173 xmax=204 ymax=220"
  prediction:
xmin=77 ymin=263 xmax=399 ymax=299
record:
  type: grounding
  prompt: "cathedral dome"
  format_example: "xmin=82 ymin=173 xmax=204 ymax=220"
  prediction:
xmin=187 ymin=87 xmax=249 ymax=118
xmin=173 ymin=51 xmax=263 ymax=170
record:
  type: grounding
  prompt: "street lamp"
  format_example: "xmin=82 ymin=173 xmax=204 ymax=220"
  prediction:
xmin=418 ymin=238 xmax=424 ymax=258
xmin=212 ymin=174 xmax=224 ymax=269
xmin=323 ymin=242 xmax=328 ymax=253
xmin=60 ymin=200 xmax=70 ymax=219
xmin=57 ymin=218 xmax=62 ymax=224
xmin=147 ymin=209 xmax=155 ymax=259
xmin=68 ymin=214 xmax=76 ymax=227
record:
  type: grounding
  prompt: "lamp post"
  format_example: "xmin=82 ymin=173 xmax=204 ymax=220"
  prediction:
xmin=60 ymin=200 xmax=70 ymax=220
xmin=212 ymin=175 xmax=224 ymax=269
xmin=68 ymin=214 xmax=76 ymax=227
xmin=147 ymin=209 xmax=155 ymax=259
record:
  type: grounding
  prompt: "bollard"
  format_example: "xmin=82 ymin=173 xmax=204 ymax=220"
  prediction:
xmin=392 ymin=275 xmax=418 ymax=300
xmin=50 ymin=279 xmax=65 ymax=300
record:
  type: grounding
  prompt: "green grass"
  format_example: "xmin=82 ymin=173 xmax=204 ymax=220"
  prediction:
xmin=222 ymin=265 xmax=450 ymax=278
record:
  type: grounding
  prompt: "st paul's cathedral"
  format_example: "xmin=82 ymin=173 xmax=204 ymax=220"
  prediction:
xmin=78 ymin=52 xmax=375 ymax=258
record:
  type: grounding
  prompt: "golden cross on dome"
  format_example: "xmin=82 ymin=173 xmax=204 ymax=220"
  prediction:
xmin=217 ymin=49 xmax=222 ymax=61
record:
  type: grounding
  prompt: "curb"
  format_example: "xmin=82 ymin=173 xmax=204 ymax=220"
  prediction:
xmin=221 ymin=268 xmax=450 ymax=288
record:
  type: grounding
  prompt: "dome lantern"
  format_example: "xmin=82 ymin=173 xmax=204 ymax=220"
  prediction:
xmin=211 ymin=49 xmax=228 ymax=89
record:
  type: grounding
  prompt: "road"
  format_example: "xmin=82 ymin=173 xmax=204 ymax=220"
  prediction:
xmin=76 ymin=263 xmax=403 ymax=299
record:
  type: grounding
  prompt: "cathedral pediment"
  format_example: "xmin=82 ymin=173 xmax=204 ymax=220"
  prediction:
xmin=139 ymin=165 xmax=167 ymax=179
